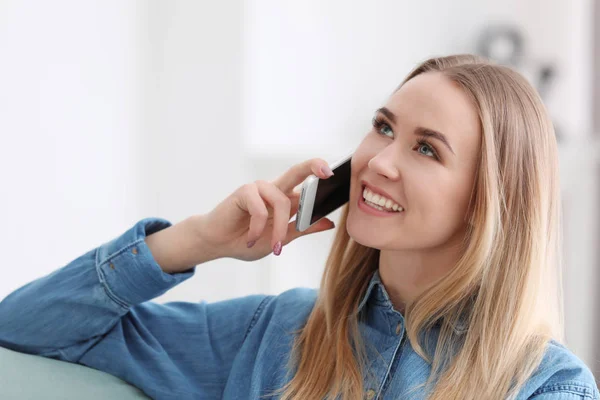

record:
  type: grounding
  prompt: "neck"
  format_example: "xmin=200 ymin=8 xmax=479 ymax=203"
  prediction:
xmin=378 ymin=237 xmax=465 ymax=313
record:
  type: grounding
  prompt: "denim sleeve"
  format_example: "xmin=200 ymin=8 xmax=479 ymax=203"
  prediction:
xmin=0 ymin=217 xmax=271 ymax=399
xmin=528 ymin=382 xmax=600 ymax=399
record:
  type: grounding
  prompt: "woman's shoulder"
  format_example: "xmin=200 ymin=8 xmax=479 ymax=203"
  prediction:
xmin=524 ymin=339 xmax=599 ymax=399
xmin=255 ymin=287 xmax=318 ymax=330
xmin=267 ymin=287 xmax=318 ymax=315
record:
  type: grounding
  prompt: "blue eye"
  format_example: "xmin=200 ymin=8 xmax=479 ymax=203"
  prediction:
xmin=417 ymin=139 xmax=439 ymax=160
xmin=416 ymin=140 xmax=437 ymax=158
xmin=371 ymin=116 xmax=440 ymax=161
xmin=372 ymin=117 xmax=394 ymax=138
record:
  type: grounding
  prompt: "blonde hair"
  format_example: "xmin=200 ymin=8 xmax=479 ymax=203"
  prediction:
xmin=270 ymin=54 xmax=564 ymax=399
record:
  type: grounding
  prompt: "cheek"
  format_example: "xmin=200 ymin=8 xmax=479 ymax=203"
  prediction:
xmin=411 ymin=177 xmax=470 ymax=226
xmin=350 ymin=147 xmax=372 ymax=181
xmin=351 ymin=139 xmax=373 ymax=167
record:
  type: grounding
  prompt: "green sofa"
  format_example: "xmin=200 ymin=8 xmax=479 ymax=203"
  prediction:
xmin=0 ymin=346 xmax=149 ymax=399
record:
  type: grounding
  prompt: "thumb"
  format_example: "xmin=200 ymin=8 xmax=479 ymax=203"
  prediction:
xmin=284 ymin=218 xmax=336 ymax=245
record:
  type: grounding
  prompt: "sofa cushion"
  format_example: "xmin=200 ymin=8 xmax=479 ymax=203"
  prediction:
xmin=0 ymin=346 xmax=149 ymax=399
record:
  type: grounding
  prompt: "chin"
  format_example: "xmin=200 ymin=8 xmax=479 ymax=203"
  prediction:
xmin=346 ymin=207 xmax=422 ymax=251
xmin=346 ymin=214 xmax=389 ymax=249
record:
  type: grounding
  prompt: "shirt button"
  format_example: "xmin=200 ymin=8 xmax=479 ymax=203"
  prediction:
xmin=365 ymin=389 xmax=376 ymax=400
xmin=395 ymin=322 xmax=402 ymax=335
xmin=109 ymin=263 xmax=115 ymax=270
xmin=132 ymin=247 xmax=138 ymax=255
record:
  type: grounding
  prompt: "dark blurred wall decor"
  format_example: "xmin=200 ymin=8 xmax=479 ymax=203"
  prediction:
xmin=476 ymin=25 xmax=562 ymax=143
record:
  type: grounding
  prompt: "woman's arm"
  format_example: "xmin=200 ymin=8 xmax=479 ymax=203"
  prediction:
xmin=0 ymin=158 xmax=333 ymax=398
xmin=0 ymin=218 xmax=271 ymax=399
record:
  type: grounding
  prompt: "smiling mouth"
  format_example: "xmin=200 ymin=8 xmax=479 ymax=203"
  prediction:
xmin=361 ymin=184 xmax=404 ymax=213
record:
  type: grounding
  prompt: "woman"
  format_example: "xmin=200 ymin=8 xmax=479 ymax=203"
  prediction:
xmin=0 ymin=54 xmax=598 ymax=400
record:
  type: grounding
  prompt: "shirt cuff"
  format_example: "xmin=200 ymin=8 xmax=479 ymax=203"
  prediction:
xmin=95 ymin=217 xmax=196 ymax=308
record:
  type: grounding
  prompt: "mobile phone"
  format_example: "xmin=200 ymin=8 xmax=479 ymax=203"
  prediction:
xmin=295 ymin=152 xmax=352 ymax=232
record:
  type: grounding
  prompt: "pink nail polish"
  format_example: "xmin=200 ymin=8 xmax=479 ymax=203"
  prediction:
xmin=320 ymin=165 xmax=334 ymax=177
xmin=247 ymin=240 xmax=256 ymax=248
xmin=273 ymin=241 xmax=282 ymax=256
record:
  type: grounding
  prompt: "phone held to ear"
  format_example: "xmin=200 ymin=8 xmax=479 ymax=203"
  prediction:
xmin=295 ymin=152 xmax=352 ymax=232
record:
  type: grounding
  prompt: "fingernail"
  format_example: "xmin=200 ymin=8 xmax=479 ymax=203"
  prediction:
xmin=273 ymin=241 xmax=282 ymax=256
xmin=321 ymin=165 xmax=334 ymax=177
xmin=247 ymin=240 xmax=256 ymax=248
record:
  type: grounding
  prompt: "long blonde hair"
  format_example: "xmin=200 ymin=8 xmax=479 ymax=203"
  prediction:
xmin=272 ymin=54 xmax=564 ymax=399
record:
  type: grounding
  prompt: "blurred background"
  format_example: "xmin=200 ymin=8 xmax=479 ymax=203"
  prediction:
xmin=0 ymin=0 xmax=599 ymax=383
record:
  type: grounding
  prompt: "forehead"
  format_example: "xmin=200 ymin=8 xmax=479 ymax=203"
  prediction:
xmin=385 ymin=72 xmax=481 ymax=158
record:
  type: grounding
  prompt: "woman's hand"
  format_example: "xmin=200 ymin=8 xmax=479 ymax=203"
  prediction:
xmin=145 ymin=158 xmax=336 ymax=273
xmin=196 ymin=158 xmax=336 ymax=262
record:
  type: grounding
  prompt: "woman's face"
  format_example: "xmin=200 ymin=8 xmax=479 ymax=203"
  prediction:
xmin=347 ymin=72 xmax=482 ymax=252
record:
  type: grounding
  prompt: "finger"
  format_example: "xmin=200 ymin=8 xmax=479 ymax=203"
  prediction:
xmin=288 ymin=191 xmax=301 ymax=219
xmin=241 ymin=183 xmax=270 ymax=244
xmin=283 ymin=217 xmax=336 ymax=245
xmin=272 ymin=158 xmax=334 ymax=194
xmin=255 ymin=180 xmax=291 ymax=250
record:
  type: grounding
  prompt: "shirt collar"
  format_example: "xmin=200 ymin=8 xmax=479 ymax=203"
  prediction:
xmin=357 ymin=268 xmax=387 ymax=313
xmin=357 ymin=269 xmax=469 ymax=335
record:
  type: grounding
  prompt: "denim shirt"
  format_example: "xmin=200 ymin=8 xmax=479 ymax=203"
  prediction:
xmin=0 ymin=218 xmax=598 ymax=400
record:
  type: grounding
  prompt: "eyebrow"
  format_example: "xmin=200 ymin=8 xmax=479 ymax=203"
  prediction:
xmin=376 ymin=107 xmax=455 ymax=155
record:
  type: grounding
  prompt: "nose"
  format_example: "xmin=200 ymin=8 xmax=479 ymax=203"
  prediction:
xmin=367 ymin=147 xmax=400 ymax=180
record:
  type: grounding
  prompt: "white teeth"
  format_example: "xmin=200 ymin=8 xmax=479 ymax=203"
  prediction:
xmin=362 ymin=187 xmax=403 ymax=212
xmin=365 ymin=200 xmax=385 ymax=211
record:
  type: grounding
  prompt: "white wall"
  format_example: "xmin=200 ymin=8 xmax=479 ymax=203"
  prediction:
xmin=242 ymin=0 xmax=593 ymax=153
xmin=141 ymin=1 xmax=270 ymax=303
xmin=0 ymin=0 xmax=267 ymax=305
xmin=0 ymin=0 xmax=146 ymax=297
